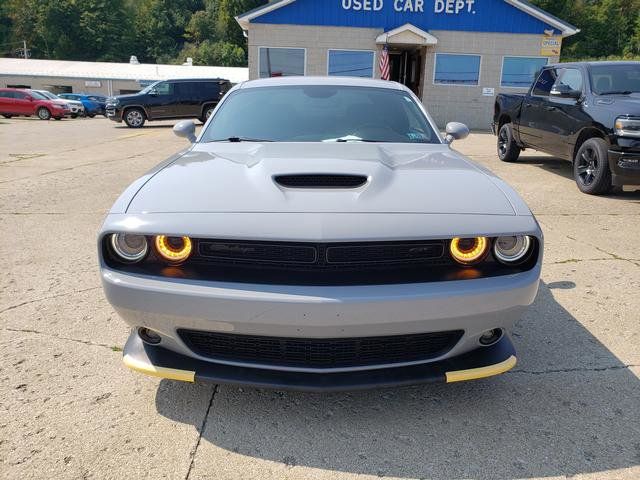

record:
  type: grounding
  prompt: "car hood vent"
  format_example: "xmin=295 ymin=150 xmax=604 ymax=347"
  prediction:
xmin=274 ymin=174 xmax=368 ymax=189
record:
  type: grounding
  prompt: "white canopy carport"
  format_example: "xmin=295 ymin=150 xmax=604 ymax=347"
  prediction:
xmin=0 ymin=58 xmax=249 ymax=85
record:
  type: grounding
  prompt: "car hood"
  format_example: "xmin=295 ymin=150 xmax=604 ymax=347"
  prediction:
xmin=126 ymin=143 xmax=520 ymax=216
xmin=112 ymin=93 xmax=142 ymax=102
xmin=595 ymin=93 xmax=640 ymax=113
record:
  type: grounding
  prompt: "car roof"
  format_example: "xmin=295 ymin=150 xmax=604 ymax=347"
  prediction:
xmin=162 ymin=78 xmax=229 ymax=83
xmin=547 ymin=60 xmax=640 ymax=69
xmin=237 ymin=76 xmax=408 ymax=91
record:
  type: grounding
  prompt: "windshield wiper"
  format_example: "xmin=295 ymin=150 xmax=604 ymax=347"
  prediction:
xmin=599 ymin=90 xmax=634 ymax=95
xmin=211 ymin=137 xmax=274 ymax=143
xmin=331 ymin=136 xmax=390 ymax=143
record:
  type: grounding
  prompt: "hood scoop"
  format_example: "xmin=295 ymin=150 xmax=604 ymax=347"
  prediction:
xmin=274 ymin=174 xmax=368 ymax=189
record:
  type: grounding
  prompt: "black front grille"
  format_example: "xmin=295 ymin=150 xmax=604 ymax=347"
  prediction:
xmin=326 ymin=243 xmax=444 ymax=264
xmin=197 ymin=239 xmax=445 ymax=266
xmin=274 ymin=174 xmax=368 ymax=188
xmin=199 ymin=241 xmax=318 ymax=264
xmin=178 ymin=329 xmax=464 ymax=369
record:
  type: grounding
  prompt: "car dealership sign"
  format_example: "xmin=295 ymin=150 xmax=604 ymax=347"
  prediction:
xmin=341 ymin=0 xmax=476 ymax=14
xmin=247 ymin=0 xmax=559 ymax=36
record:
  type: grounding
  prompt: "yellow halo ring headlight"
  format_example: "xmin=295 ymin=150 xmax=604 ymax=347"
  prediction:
xmin=450 ymin=237 xmax=489 ymax=265
xmin=155 ymin=235 xmax=193 ymax=263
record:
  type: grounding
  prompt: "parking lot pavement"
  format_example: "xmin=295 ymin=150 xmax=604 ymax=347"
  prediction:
xmin=1 ymin=117 xmax=639 ymax=480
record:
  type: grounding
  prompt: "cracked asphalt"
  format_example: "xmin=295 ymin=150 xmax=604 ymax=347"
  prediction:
xmin=1 ymin=116 xmax=639 ymax=480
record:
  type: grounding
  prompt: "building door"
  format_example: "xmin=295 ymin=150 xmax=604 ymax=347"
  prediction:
xmin=388 ymin=48 xmax=423 ymax=98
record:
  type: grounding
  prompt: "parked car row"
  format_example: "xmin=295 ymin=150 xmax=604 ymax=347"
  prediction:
xmin=0 ymin=88 xmax=107 ymax=120
xmin=59 ymin=93 xmax=107 ymax=117
xmin=1 ymin=78 xmax=231 ymax=126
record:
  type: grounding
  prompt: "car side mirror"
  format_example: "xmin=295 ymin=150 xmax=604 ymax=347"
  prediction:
xmin=26 ymin=96 xmax=33 ymax=101
xmin=550 ymin=85 xmax=581 ymax=99
xmin=444 ymin=122 xmax=469 ymax=144
xmin=149 ymin=88 xmax=158 ymax=96
xmin=173 ymin=120 xmax=196 ymax=143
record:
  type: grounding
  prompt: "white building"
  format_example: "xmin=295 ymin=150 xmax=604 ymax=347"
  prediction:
xmin=0 ymin=58 xmax=248 ymax=96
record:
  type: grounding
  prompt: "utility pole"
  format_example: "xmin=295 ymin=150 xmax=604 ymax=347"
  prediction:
xmin=23 ymin=40 xmax=27 ymax=59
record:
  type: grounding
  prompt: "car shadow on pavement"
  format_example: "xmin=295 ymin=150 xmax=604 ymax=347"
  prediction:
xmin=517 ymin=155 xmax=640 ymax=199
xmin=114 ymin=125 xmax=176 ymax=129
xmin=517 ymin=155 xmax=576 ymax=181
xmin=155 ymin=281 xmax=640 ymax=479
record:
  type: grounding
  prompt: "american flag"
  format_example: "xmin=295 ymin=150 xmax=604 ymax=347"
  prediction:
xmin=379 ymin=45 xmax=390 ymax=81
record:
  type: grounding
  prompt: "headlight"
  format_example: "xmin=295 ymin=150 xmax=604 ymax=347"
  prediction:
xmin=155 ymin=235 xmax=192 ymax=263
xmin=493 ymin=236 xmax=532 ymax=264
xmin=614 ymin=117 xmax=640 ymax=137
xmin=449 ymin=237 xmax=489 ymax=265
xmin=110 ymin=233 xmax=148 ymax=262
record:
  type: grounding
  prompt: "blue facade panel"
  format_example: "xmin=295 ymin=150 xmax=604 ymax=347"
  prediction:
xmin=252 ymin=0 xmax=557 ymax=35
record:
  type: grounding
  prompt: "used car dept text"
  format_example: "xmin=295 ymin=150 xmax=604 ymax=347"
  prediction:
xmin=342 ymin=0 xmax=476 ymax=14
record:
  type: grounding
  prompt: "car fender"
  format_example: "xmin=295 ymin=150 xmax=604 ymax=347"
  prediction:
xmin=121 ymin=104 xmax=151 ymax=120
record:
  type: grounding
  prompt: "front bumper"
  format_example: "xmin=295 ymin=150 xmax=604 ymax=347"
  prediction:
xmin=123 ymin=330 xmax=517 ymax=391
xmin=103 ymin=261 xmax=540 ymax=385
xmin=609 ymin=148 xmax=640 ymax=186
xmin=105 ymin=106 xmax=122 ymax=122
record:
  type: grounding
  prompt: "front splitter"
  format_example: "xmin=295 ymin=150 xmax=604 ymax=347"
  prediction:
xmin=122 ymin=332 xmax=516 ymax=392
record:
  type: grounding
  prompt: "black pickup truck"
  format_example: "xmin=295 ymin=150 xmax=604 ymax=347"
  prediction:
xmin=493 ymin=61 xmax=640 ymax=195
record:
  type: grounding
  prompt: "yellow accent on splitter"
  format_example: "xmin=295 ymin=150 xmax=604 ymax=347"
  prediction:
xmin=123 ymin=354 xmax=195 ymax=383
xmin=445 ymin=355 xmax=517 ymax=383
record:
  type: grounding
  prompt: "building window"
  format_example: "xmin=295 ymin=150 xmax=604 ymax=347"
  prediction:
xmin=501 ymin=57 xmax=548 ymax=88
xmin=434 ymin=54 xmax=481 ymax=86
xmin=328 ymin=50 xmax=375 ymax=78
xmin=45 ymin=85 xmax=73 ymax=94
xmin=259 ymin=47 xmax=305 ymax=78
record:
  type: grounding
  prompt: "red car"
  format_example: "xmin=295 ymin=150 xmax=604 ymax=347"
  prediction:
xmin=0 ymin=88 xmax=70 ymax=120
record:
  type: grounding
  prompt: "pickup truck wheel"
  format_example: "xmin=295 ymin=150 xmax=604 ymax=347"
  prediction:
xmin=124 ymin=108 xmax=145 ymax=128
xmin=37 ymin=107 xmax=51 ymax=120
xmin=574 ymin=138 xmax=612 ymax=195
xmin=497 ymin=124 xmax=521 ymax=162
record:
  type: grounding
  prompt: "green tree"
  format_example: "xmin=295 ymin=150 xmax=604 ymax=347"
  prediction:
xmin=132 ymin=0 xmax=204 ymax=63
xmin=178 ymin=0 xmax=266 ymax=66
xmin=180 ymin=39 xmax=246 ymax=66
xmin=75 ymin=0 xmax=134 ymax=61
xmin=627 ymin=14 xmax=640 ymax=57
xmin=531 ymin=0 xmax=640 ymax=60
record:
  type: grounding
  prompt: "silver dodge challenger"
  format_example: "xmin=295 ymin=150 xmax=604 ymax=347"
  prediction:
xmin=99 ymin=77 xmax=542 ymax=391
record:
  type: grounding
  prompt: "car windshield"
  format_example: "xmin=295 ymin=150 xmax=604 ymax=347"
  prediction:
xmin=138 ymin=82 xmax=160 ymax=94
xmin=38 ymin=91 xmax=57 ymax=99
xmin=201 ymin=85 xmax=439 ymax=144
xmin=590 ymin=64 xmax=640 ymax=94
xmin=29 ymin=91 xmax=48 ymax=100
